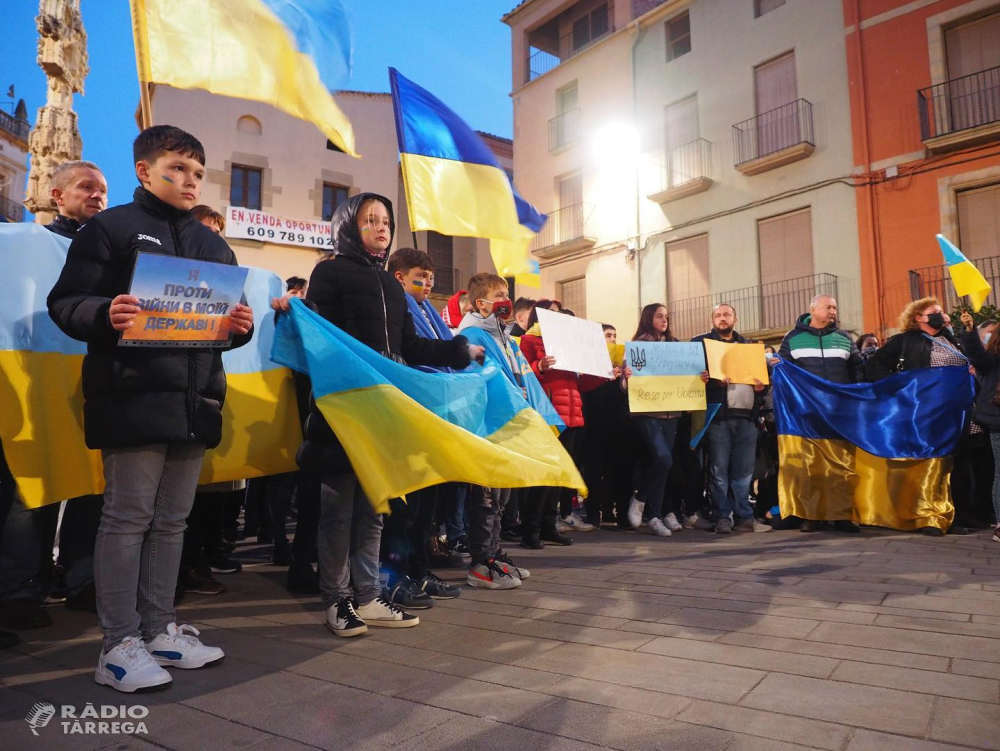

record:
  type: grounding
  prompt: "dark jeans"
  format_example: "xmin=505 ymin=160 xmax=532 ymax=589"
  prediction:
xmin=522 ymin=429 xmax=578 ymax=535
xmin=633 ymin=417 xmax=678 ymax=519
xmin=502 ymin=488 xmax=523 ymax=532
xmin=0 ymin=500 xmax=58 ymax=602
xmin=180 ymin=491 xmax=232 ymax=568
xmin=952 ymin=432 xmax=994 ymax=525
xmin=558 ymin=427 xmax=584 ymax=518
xmin=292 ymin=473 xmax=321 ymax=562
xmin=467 ymin=486 xmax=511 ymax=566
xmin=381 ymin=485 xmax=440 ymax=582
xmin=441 ymin=483 xmax=467 ymax=542
xmin=59 ymin=495 xmax=104 ymax=595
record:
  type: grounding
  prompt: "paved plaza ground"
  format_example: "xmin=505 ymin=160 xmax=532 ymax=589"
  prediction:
xmin=2 ymin=525 xmax=1000 ymax=750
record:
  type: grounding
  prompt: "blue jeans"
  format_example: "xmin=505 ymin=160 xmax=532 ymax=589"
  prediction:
xmin=633 ymin=417 xmax=678 ymax=518
xmin=95 ymin=443 xmax=206 ymax=651
xmin=706 ymin=419 xmax=758 ymax=523
xmin=443 ymin=483 xmax=467 ymax=542
xmin=317 ymin=472 xmax=383 ymax=607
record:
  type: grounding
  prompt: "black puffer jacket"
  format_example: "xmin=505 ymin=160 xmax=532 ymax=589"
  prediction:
xmin=47 ymin=187 xmax=252 ymax=450
xmin=298 ymin=192 xmax=471 ymax=474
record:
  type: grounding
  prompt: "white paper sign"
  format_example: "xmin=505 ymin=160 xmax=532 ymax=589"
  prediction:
xmin=225 ymin=206 xmax=333 ymax=250
xmin=536 ymin=307 xmax=614 ymax=378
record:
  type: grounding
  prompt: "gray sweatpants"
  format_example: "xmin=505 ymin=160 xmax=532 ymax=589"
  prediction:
xmin=467 ymin=486 xmax=511 ymax=567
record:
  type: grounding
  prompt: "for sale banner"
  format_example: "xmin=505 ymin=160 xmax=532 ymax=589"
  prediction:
xmin=120 ymin=253 xmax=249 ymax=348
xmin=225 ymin=206 xmax=333 ymax=250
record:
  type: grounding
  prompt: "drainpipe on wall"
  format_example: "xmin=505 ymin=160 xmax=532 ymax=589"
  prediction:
xmin=630 ymin=18 xmax=646 ymax=315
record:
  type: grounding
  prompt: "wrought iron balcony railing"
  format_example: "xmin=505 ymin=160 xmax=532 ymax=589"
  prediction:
xmin=917 ymin=64 xmax=1000 ymax=141
xmin=733 ymin=98 xmax=814 ymax=166
xmin=909 ymin=254 xmax=1000 ymax=311
xmin=549 ymin=108 xmax=580 ymax=152
xmin=0 ymin=110 xmax=30 ymax=142
xmin=529 ymin=203 xmax=594 ymax=254
xmin=0 ymin=195 xmax=25 ymax=222
xmin=647 ymin=139 xmax=712 ymax=194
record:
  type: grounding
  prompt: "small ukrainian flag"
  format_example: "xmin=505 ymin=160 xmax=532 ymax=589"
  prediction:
xmin=937 ymin=234 xmax=991 ymax=312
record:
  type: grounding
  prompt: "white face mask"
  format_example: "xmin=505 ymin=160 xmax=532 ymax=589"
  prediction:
xmin=985 ymin=333 xmax=993 ymax=345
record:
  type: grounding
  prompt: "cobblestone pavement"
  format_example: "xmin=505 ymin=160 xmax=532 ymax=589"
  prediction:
xmin=2 ymin=525 xmax=999 ymax=750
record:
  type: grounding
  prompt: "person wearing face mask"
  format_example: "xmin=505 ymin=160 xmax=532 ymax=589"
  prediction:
xmin=273 ymin=193 xmax=481 ymax=638
xmin=867 ymin=298 xmax=972 ymax=535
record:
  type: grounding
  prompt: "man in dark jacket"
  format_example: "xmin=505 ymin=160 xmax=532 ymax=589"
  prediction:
xmin=692 ymin=304 xmax=770 ymax=535
xmin=47 ymin=126 xmax=254 ymax=693
xmin=778 ymin=295 xmax=862 ymax=533
xmin=0 ymin=160 xmax=108 ymax=642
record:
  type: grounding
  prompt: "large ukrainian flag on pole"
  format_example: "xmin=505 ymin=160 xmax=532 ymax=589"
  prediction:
xmin=773 ymin=361 xmax=972 ymax=532
xmin=0 ymin=224 xmax=301 ymax=509
xmin=272 ymin=299 xmax=585 ymax=513
xmin=389 ymin=68 xmax=546 ymax=286
xmin=130 ymin=0 xmax=357 ymax=155
xmin=937 ymin=234 xmax=991 ymax=313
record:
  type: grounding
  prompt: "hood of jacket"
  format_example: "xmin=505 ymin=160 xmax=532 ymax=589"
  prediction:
xmin=457 ymin=310 xmax=506 ymax=344
xmin=793 ymin=312 xmax=840 ymax=337
xmin=330 ymin=192 xmax=395 ymax=269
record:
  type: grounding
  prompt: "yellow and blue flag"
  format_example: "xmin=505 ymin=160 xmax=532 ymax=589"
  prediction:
xmin=272 ymin=299 xmax=585 ymax=513
xmin=130 ymin=0 xmax=357 ymax=155
xmin=937 ymin=234 xmax=991 ymax=313
xmin=773 ymin=361 xmax=972 ymax=532
xmin=0 ymin=224 xmax=301 ymax=509
xmin=389 ymin=68 xmax=546 ymax=286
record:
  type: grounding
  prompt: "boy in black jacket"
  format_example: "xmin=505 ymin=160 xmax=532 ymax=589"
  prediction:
xmin=47 ymin=126 xmax=254 ymax=693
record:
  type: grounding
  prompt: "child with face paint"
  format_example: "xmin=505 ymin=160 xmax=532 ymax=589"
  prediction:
xmin=456 ymin=273 xmax=539 ymax=588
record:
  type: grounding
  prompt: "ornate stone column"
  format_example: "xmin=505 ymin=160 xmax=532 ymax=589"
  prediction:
xmin=25 ymin=0 xmax=88 ymax=225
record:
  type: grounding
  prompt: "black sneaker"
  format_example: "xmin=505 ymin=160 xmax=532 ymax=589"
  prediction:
xmin=0 ymin=598 xmax=52 ymax=630
xmin=179 ymin=565 xmax=226 ymax=595
xmin=207 ymin=552 xmax=242 ymax=574
xmin=419 ymin=572 xmax=461 ymax=600
xmin=500 ymin=529 xmax=522 ymax=542
xmin=448 ymin=539 xmax=472 ymax=558
xmin=385 ymin=578 xmax=434 ymax=610
xmin=65 ymin=583 xmax=97 ymax=613
xmin=326 ymin=597 xmax=367 ymax=638
xmin=540 ymin=529 xmax=574 ymax=546
xmin=286 ymin=559 xmax=320 ymax=594
xmin=520 ymin=532 xmax=544 ymax=550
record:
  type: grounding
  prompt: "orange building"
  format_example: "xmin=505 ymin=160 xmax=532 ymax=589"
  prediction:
xmin=844 ymin=0 xmax=1000 ymax=336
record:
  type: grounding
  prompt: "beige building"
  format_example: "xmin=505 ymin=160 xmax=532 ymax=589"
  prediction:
xmin=153 ymin=86 xmax=504 ymax=304
xmin=0 ymin=99 xmax=30 ymax=222
xmin=504 ymin=0 xmax=862 ymax=340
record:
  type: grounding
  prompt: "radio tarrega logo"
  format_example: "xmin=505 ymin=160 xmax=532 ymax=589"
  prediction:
xmin=24 ymin=703 xmax=55 ymax=736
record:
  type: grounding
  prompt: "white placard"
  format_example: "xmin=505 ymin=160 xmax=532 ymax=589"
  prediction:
xmin=225 ymin=206 xmax=333 ymax=250
xmin=536 ymin=307 xmax=614 ymax=378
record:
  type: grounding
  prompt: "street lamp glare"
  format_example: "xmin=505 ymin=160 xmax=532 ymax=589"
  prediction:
xmin=590 ymin=122 xmax=639 ymax=168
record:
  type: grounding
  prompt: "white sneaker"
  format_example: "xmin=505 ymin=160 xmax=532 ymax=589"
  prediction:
xmin=95 ymin=636 xmax=172 ymax=693
xmin=752 ymin=518 xmax=773 ymax=533
xmin=626 ymin=496 xmax=644 ymax=528
xmin=355 ymin=597 xmax=420 ymax=627
xmin=663 ymin=513 xmax=683 ymax=532
xmin=648 ymin=517 xmax=672 ymax=537
xmin=560 ymin=513 xmax=595 ymax=532
xmin=682 ymin=514 xmax=699 ymax=529
xmin=145 ymin=623 xmax=225 ymax=669
xmin=555 ymin=518 xmax=572 ymax=533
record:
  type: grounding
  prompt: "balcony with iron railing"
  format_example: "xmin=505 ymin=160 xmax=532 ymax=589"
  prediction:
xmin=529 ymin=203 xmax=596 ymax=260
xmin=668 ymin=273 xmax=839 ymax=341
xmin=0 ymin=110 xmax=30 ymax=144
xmin=549 ymin=108 xmax=580 ymax=153
xmin=0 ymin=195 xmax=25 ymax=222
xmin=526 ymin=8 xmax=615 ymax=83
xmin=645 ymin=139 xmax=713 ymax=204
xmin=733 ymin=98 xmax=815 ymax=176
xmin=918 ymin=64 xmax=1000 ymax=151
xmin=909 ymin=254 xmax=1000 ymax=311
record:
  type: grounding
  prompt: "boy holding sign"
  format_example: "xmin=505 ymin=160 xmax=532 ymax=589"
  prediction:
xmin=48 ymin=126 xmax=255 ymax=693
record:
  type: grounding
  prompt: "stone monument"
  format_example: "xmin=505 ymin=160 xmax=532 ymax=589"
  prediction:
xmin=25 ymin=0 xmax=88 ymax=224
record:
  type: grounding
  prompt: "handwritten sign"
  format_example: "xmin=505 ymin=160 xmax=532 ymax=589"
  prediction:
xmin=629 ymin=374 xmax=706 ymax=412
xmin=121 ymin=253 xmax=248 ymax=347
xmin=536 ymin=308 xmax=613 ymax=378
xmin=625 ymin=341 xmax=705 ymax=376
xmin=703 ymin=339 xmax=769 ymax=385
xmin=225 ymin=206 xmax=333 ymax=250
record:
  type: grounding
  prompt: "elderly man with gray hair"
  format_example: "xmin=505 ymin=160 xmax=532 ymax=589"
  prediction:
xmin=45 ymin=160 xmax=108 ymax=237
xmin=777 ymin=294 xmax=865 ymax=533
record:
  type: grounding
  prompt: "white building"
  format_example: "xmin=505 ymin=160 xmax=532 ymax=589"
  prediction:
xmin=0 ymin=99 xmax=30 ymax=222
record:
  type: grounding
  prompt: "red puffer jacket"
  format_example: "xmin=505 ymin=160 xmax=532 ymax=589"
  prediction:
xmin=520 ymin=333 xmax=605 ymax=428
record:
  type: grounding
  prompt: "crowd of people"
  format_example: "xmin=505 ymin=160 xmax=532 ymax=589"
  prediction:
xmin=1 ymin=125 xmax=997 ymax=695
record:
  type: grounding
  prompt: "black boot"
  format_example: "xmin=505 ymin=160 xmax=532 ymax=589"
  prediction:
xmin=540 ymin=528 xmax=574 ymax=546
xmin=519 ymin=532 xmax=544 ymax=550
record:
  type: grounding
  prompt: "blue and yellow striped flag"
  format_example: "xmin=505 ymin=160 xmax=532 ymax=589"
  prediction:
xmin=389 ymin=68 xmax=545 ymax=286
xmin=272 ymin=299 xmax=585 ymax=513
xmin=937 ymin=234 xmax=991 ymax=313
xmin=0 ymin=224 xmax=301 ymax=508
xmin=130 ymin=0 xmax=357 ymax=155
xmin=773 ymin=360 xmax=972 ymax=532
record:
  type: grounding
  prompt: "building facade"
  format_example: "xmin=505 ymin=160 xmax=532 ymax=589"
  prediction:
xmin=152 ymin=86 xmax=502 ymax=303
xmin=505 ymin=0 xmax=863 ymax=340
xmin=844 ymin=0 xmax=1000 ymax=335
xmin=0 ymin=100 xmax=30 ymax=223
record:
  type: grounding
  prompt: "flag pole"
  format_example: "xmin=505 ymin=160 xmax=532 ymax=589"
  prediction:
xmin=139 ymin=82 xmax=153 ymax=130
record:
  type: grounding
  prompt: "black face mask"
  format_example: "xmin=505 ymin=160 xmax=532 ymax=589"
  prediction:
xmin=925 ymin=312 xmax=946 ymax=331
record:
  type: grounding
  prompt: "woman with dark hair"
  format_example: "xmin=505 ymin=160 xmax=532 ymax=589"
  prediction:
xmin=960 ymin=310 xmax=1000 ymax=540
xmin=620 ymin=304 xmax=681 ymax=537
xmin=856 ymin=332 xmax=879 ymax=363
xmin=518 ymin=299 xmax=594 ymax=547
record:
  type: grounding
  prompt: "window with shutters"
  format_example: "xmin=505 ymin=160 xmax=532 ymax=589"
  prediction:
xmin=757 ymin=208 xmax=814 ymax=329
xmin=957 ymin=182 xmax=1000 ymax=261
xmin=754 ymin=52 xmax=798 ymax=156
xmin=666 ymin=234 xmax=709 ymax=303
xmin=230 ymin=165 xmax=262 ymax=210
xmin=571 ymin=4 xmax=609 ymax=53
xmin=426 ymin=231 xmax=456 ymax=295
xmin=664 ymin=96 xmax=701 ymax=186
xmin=944 ymin=11 xmax=1000 ymax=132
xmin=559 ymin=277 xmax=587 ymax=319
xmin=754 ymin=0 xmax=785 ymax=18
xmin=322 ymin=183 xmax=349 ymax=221
xmin=665 ymin=12 xmax=691 ymax=61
